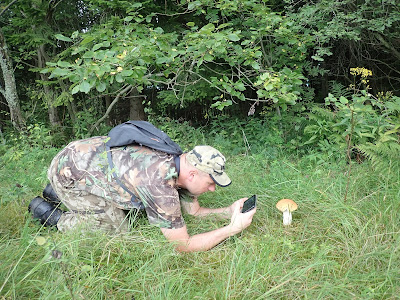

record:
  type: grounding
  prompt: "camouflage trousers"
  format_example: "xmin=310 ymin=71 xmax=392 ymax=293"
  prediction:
xmin=47 ymin=161 xmax=130 ymax=234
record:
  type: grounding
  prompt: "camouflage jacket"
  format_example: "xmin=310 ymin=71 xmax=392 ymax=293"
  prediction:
xmin=49 ymin=136 xmax=193 ymax=229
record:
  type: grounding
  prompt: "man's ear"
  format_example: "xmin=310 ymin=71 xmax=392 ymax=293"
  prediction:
xmin=187 ymin=169 xmax=197 ymax=182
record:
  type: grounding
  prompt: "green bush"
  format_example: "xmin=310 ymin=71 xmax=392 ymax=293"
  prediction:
xmin=290 ymin=91 xmax=400 ymax=167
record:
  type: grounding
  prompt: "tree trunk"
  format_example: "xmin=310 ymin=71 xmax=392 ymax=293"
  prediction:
xmin=105 ymin=94 xmax=112 ymax=125
xmin=60 ymin=80 xmax=77 ymax=123
xmin=0 ymin=28 xmax=25 ymax=131
xmin=65 ymin=101 xmax=76 ymax=122
xmin=37 ymin=44 xmax=61 ymax=127
xmin=129 ymin=87 xmax=146 ymax=121
xmin=0 ymin=124 xmax=6 ymax=145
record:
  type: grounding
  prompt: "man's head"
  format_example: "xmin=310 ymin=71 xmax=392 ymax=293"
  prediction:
xmin=177 ymin=146 xmax=231 ymax=196
xmin=187 ymin=145 xmax=231 ymax=183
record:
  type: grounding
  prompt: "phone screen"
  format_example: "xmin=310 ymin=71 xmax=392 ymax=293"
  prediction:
xmin=241 ymin=195 xmax=257 ymax=213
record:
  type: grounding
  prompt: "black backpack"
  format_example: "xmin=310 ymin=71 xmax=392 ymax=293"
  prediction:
xmin=105 ymin=120 xmax=183 ymax=208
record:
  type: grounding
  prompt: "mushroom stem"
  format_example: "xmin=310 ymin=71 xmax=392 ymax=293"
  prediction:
xmin=282 ymin=209 xmax=292 ymax=225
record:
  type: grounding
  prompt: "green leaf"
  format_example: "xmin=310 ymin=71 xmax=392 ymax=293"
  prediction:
xmin=96 ymin=81 xmax=106 ymax=92
xmin=236 ymin=82 xmax=245 ymax=91
xmin=339 ymin=96 xmax=349 ymax=104
xmin=211 ymin=100 xmax=233 ymax=110
xmin=204 ymin=54 xmax=213 ymax=61
xmin=71 ymin=84 xmax=80 ymax=95
xmin=254 ymin=51 xmax=263 ymax=58
xmin=119 ymin=69 xmax=133 ymax=77
xmin=154 ymin=27 xmax=164 ymax=34
xmin=251 ymin=62 xmax=260 ymax=70
xmin=156 ymin=57 xmax=169 ymax=64
xmin=227 ymin=33 xmax=240 ymax=41
xmin=115 ymin=73 xmax=124 ymax=83
xmin=146 ymin=15 xmax=153 ymax=23
xmin=57 ymin=61 xmax=72 ymax=68
xmin=124 ymin=16 xmax=134 ymax=22
xmin=187 ymin=22 xmax=195 ymax=27
xmin=81 ymin=36 xmax=95 ymax=45
xmin=82 ymin=51 xmax=95 ymax=59
xmin=49 ymin=68 xmax=69 ymax=78
xmin=188 ymin=1 xmax=201 ymax=10
xmin=311 ymin=55 xmax=324 ymax=62
xmin=79 ymin=81 xmax=91 ymax=93
xmin=264 ymin=83 xmax=274 ymax=91
xmin=92 ymin=43 xmax=104 ymax=51
xmin=199 ymin=23 xmax=215 ymax=34
xmin=55 ymin=34 xmax=72 ymax=42
xmin=71 ymin=31 xmax=79 ymax=39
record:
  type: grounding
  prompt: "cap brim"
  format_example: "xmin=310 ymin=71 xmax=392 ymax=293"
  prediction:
xmin=210 ymin=173 xmax=232 ymax=187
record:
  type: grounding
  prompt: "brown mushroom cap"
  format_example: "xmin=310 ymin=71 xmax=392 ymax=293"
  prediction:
xmin=276 ymin=199 xmax=298 ymax=212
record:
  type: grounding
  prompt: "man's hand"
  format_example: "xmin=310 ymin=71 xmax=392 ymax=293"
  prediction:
xmin=228 ymin=197 xmax=257 ymax=235
xmin=226 ymin=197 xmax=247 ymax=217
xmin=182 ymin=197 xmax=256 ymax=220
xmin=161 ymin=197 xmax=256 ymax=252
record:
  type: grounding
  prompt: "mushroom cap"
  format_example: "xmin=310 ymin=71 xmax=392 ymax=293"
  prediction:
xmin=276 ymin=199 xmax=298 ymax=212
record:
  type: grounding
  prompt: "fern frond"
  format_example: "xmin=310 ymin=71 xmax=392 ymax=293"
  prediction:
xmin=309 ymin=105 xmax=336 ymax=121
xmin=358 ymin=140 xmax=400 ymax=172
xmin=329 ymin=81 xmax=353 ymax=99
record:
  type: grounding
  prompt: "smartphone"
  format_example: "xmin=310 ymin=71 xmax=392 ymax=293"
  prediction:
xmin=241 ymin=195 xmax=257 ymax=213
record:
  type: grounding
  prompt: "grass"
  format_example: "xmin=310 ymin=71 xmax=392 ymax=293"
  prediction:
xmin=0 ymin=144 xmax=399 ymax=299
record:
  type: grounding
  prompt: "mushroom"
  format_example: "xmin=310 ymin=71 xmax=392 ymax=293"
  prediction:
xmin=276 ymin=199 xmax=298 ymax=226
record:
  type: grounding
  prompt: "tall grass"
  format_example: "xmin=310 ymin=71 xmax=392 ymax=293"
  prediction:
xmin=0 ymin=129 xmax=399 ymax=299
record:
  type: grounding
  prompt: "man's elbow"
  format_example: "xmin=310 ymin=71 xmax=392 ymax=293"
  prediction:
xmin=174 ymin=243 xmax=191 ymax=253
xmin=161 ymin=226 xmax=193 ymax=252
xmin=165 ymin=238 xmax=191 ymax=253
xmin=168 ymin=237 xmax=207 ymax=253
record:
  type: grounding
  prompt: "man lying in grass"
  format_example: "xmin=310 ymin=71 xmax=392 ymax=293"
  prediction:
xmin=28 ymin=138 xmax=256 ymax=252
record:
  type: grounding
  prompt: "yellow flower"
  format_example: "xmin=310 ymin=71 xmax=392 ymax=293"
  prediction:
xmin=350 ymin=67 xmax=372 ymax=78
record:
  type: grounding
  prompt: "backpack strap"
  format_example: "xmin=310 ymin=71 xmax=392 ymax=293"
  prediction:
xmin=106 ymin=145 xmax=144 ymax=210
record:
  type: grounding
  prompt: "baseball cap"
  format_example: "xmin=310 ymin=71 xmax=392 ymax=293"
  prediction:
xmin=186 ymin=145 xmax=231 ymax=187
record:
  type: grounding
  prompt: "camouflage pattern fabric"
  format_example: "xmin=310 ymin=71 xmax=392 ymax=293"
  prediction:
xmin=47 ymin=137 xmax=192 ymax=231
xmin=186 ymin=145 xmax=231 ymax=187
xmin=50 ymin=172 xmax=130 ymax=233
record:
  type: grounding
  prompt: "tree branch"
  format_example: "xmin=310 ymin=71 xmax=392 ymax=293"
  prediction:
xmin=0 ymin=0 xmax=19 ymax=18
xmin=87 ymin=85 xmax=132 ymax=136
xmin=374 ymin=33 xmax=400 ymax=61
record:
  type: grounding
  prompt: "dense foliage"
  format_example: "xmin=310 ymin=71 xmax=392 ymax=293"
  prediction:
xmin=1 ymin=0 xmax=398 ymax=168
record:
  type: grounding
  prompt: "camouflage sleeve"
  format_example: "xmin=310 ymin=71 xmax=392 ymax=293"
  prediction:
xmin=135 ymin=184 xmax=185 ymax=229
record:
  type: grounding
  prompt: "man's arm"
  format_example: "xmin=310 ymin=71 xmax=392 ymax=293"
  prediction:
xmin=181 ymin=198 xmax=231 ymax=218
xmin=181 ymin=197 xmax=243 ymax=219
xmin=161 ymin=200 xmax=256 ymax=252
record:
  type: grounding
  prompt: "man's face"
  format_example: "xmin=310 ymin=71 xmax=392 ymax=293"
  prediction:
xmin=188 ymin=171 xmax=216 ymax=196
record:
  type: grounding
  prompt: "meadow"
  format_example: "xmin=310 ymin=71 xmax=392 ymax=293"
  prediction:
xmin=1 ymin=129 xmax=399 ymax=300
